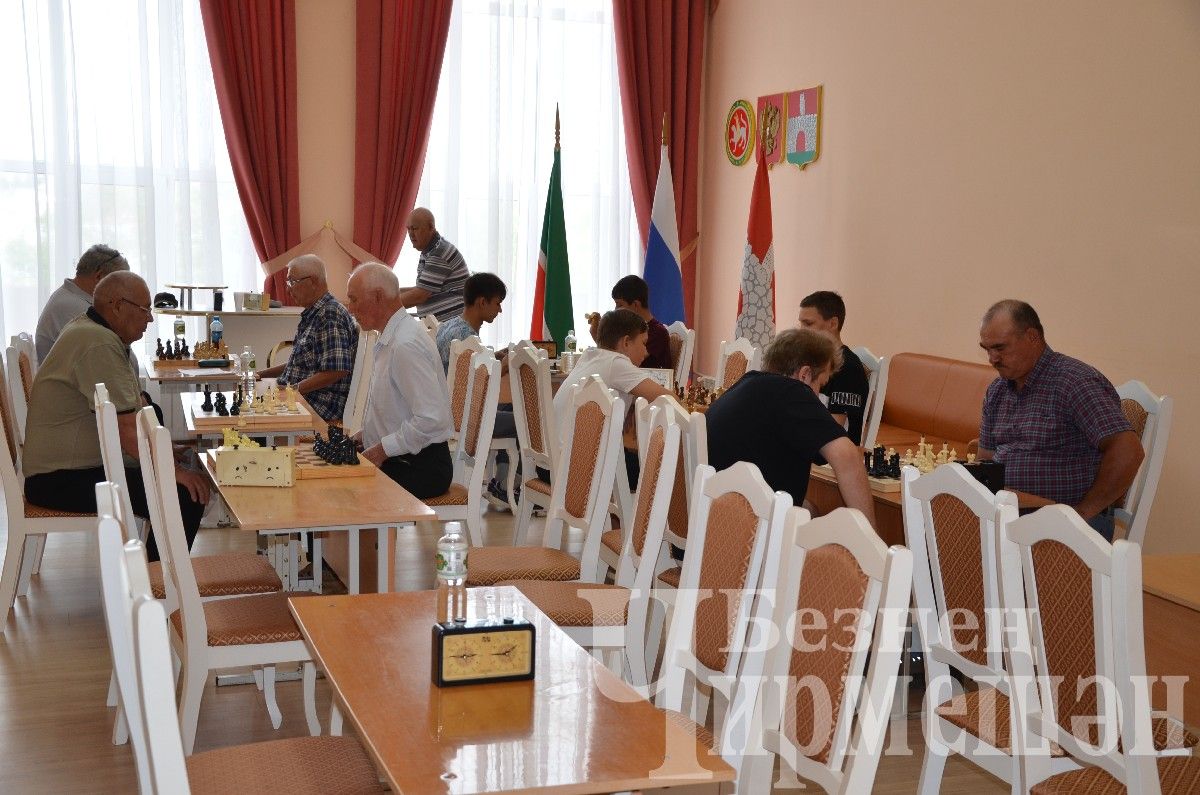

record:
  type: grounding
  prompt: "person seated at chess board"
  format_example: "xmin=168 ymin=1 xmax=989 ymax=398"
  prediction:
xmin=346 ymin=262 xmax=454 ymax=499
xmin=978 ymin=299 xmax=1143 ymax=541
xmin=256 ymin=254 xmax=358 ymax=423
xmin=798 ymin=290 xmax=870 ymax=445
xmin=554 ymin=309 xmax=675 ymax=490
xmin=705 ymin=328 xmax=876 ymax=526
xmin=435 ymin=272 xmax=508 ymax=373
xmin=23 ymin=272 xmax=209 ymax=562
xmin=586 ymin=275 xmax=672 ymax=370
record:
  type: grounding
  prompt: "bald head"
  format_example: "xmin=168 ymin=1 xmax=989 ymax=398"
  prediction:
xmin=346 ymin=262 xmax=403 ymax=332
xmin=285 ymin=254 xmax=328 ymax=308
xmin=406 ymin=207 xmax=437 ymax=251
xmin=94 ymin=271 xmax=149 ymax=307
xmin=94 ymin=272 xmax=152 ymax=344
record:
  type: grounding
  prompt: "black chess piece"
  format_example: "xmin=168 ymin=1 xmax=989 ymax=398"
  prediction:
xmin=863 ymin=450 xmax=872 ymax=473
xmin=312 ymin=432 xmax=329 ymax=462
xmin=870 ymin=445 xmax=887 ymax=478
xmin=181 ymin=342 xmax=190 ymax=359
xmin=230 ymin=391 xmax=240 ymax=416
xmin=200 ymin=387 xmax=213 ymax=413
xmin=172 ymin=339 xmax=182 ymax=359
xmin=338 ymin=435 xmax=357 ymax=464
xmin=156 ymin=339 xmax=165 ymax=359
xmin=888 ymin=453 xmax=901 ymax=479
xmin=214 ymin=392 xmax=228 ymax=417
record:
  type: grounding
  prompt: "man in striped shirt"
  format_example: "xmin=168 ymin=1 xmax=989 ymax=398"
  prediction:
xmin=399 ymin=207 xmax=470 ymax=322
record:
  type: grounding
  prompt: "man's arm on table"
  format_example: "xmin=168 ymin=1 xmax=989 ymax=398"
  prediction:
xmin=821 ymin=436 xmax=877 ymax=528
xmin=292 ymin=369 xmax=348 ymax=395
xmin=1074 ymin=430 xmax=1144 ymax=520
xmin=399 ymin=286 xmax=432 ymax=307
xmin=116 ymin=412 xmax=210 ymax=504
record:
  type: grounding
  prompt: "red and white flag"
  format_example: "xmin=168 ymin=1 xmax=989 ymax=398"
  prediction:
xmin=734 ymin=146 xmax=775 ymax=348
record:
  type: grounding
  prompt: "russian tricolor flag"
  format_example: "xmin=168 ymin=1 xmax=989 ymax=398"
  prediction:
xmin=643 ymin=144 xmax=686 ymax=326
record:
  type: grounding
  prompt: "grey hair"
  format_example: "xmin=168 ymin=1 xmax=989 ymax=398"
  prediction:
xmin=76 ymin=244 xmax=129 ymax=277
xmin=982 ymin=299 xmax=1045 ymax=338
xmin=352 ymin=261 xmax=400 ymax=299
xmin=287 ymin=254 xmax=328 ymax=283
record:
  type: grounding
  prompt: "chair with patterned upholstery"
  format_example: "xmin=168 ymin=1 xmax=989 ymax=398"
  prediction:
xmin=666 ymin=321 xmax=695 ymax=389
xmin=340 ymin=327 xmax=379 ymax=437
xmin=95 ymin=491 xmax=384 ymax=793
xmin=5 ymin=333 xmax=36 ymax=446
xmin=901 ymin=463 xmax=1079 ymax=792
xmin=598 ymin=396 xmax=653 ymax=580
xmin=508 ymin=344 xmax=559 ymax=546
xmin=999 ymin=504 xmax=1200 ymax=794
xmin=422 ymin=352 xmax=500 ymax=547
xmin=716 ymin=337 xmax=760 ymax=391
xmin=735 ymin=508 xmax=912 ymax=794
xmin=136 ymin=408 xmax=320 ymax=754
xmin=502 ymin=402 xmax=680 ymax=688
xmin=446 ymin=336 xmax=487 ymax=447
xmin=0 ymin=360 xmax=97 ymax=626
xmin=1115 ymin=380 xmax=1173 ymax=547
xmin=467 ymin=376 xmax=623 ymax=587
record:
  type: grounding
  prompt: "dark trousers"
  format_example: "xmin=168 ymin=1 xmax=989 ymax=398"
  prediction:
xmin=25 ymin=466 xmax=204 ymax=562
xmin=379 ymin=441 xmax=453 ymax=499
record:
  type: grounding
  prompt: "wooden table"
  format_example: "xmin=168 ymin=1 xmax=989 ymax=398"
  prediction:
xmin=146 ymin=362 xmax=241 ymax=441
xmin=806 ymin=465 xmax=1053 ymax=547
xmin=1142 ymin=553 xmax=1200 ymax=730
xmin=202 ymin=452 xmax=434 ymax=592
xmin=290 ymin=587 xmax=734 ymax=794
xmin=182 ymin=389 xmax=326 ymax=446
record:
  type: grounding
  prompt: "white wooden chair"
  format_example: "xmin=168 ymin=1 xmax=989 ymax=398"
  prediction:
xmin=850 ymin=346 xmax=883 ymax=441
xmin=95 ymin=487 xmax=384 ymax=793
xmin=340 ymin=326 xmax=379 ymax=437
xmin=0 ymin=362 xmax=97 ymax=626
xmin=861 ymin=353 xmax=892 ymax=449
xmin=446 ymin=336 xmax=519 ymax=515
xmin=716 ymin=338 xmax=761 ymax=390
xmin=467 ymin=376 xmax=622 ymax=587
xmin=737 ymin=508 xmax=913 ymax=794
xmin=1115 ymin=380 xmax=1173 ymax=547
xmin=999 ymin=504 xmax=1200 ymax=793
xmin=901 ymin=463 xmax=1078 ymax=792
xmin=422 ymin=352 xmax=500 ymax=547
xmin=653 ymin=461 xmax=796 ymax=791
xmin=666 ymin=321 xmax=695 ymax=389
xmin=420 ymin=312 xmax=440 ymax=344
xmin=507 ymin=402 xmax=680 ymax=689
xmin=5 ymin=333 xmax=36 ymax=445
xmin=508 ymin=344 xmax=559 ymax=545
xmin=136 ymin=407 xmax=321 ymax=754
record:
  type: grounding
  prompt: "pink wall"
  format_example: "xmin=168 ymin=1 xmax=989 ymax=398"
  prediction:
xmin=698 ymin=1 xmax=1200 ymax=552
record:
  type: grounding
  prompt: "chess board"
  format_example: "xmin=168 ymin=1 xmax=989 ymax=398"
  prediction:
xmin=294 ymin=443 xmax=376 ymax=480
xmin=812 ymin=463 xmax=902 ymax=493
xmin=189 ymin=392 xmax=318 ymax=432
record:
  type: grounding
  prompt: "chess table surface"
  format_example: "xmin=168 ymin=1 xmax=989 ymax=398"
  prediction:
xmin=181 ymin=390 xmax=325 ymax=436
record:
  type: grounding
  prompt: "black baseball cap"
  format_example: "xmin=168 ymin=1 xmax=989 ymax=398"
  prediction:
xmin=153 ymin=292 xmax=178 ymax=309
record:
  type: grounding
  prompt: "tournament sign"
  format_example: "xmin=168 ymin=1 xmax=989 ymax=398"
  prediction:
xmin=725 ymin=99 xmax=755 ymax=166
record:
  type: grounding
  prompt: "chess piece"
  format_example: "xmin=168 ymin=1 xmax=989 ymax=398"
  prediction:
xmin=888 ymin=452 xmax=901 ymax=479
xmin=200 ymin=387 xmax=213 ymax=413
xmin=181 ymin=341 xmax=190 ymax=359
xmin=214 ymin=392 xmax=228 ymax=417
xmin=286 ymin=386 xmax=299 ymax=412
xmin=230 ymin=394 xmax=240 ymax=416
xmin=156 ymin=339 xmax=165 ymax=359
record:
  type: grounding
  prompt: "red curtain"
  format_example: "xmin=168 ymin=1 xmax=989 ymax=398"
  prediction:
xmin=199 ymin=0 xmax=301 ymax=304
xmin=354 ymin=0 xmax=453 ymax=267
xmin=613 ymin=0 xmax=706 ymax=326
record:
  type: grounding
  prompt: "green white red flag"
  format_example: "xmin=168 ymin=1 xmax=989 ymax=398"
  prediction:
xmin=530 ymin=111 xmax=573 ymax=349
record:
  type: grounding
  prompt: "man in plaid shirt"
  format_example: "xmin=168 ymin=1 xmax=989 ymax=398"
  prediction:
xmin=258 ymin=255 xmax=358 ymax=422
xmin=978 ymin=300 xmax=1143 ymax=540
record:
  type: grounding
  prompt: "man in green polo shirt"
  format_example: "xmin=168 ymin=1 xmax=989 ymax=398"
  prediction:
xmin=23 ymin=272 xmax=209 ymax=561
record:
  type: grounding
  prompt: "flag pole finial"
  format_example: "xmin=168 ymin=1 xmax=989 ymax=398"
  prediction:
xmin=661 ymin=113 xmax=668 ymax=146
xmin=555 ymin=104 xmax=561 ymax=151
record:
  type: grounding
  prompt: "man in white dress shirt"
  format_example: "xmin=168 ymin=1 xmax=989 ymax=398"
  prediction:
xmin=345 ymin=262 xmax=454 ymax=498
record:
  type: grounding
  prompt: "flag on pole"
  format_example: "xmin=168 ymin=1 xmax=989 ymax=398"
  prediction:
xmin=643 ymin=120 xmax=685 ymax=325
xmin=530 ymin=106 xmax=574 ymax=349
xmin=734 ymin=139 xmax=775 ymax=348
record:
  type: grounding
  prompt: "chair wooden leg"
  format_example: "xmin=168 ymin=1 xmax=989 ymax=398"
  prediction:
xmin=330 ymin=701 xmax=343 ymax=736
xmin=514 ymin=492 xmax=535 ymax=546
xmin=106 ymin=668 xmax=120 ymax=706
xmin=17 ymin=535 xmax=41 ymax=597
xmin=178 ymin=661 xmax=207 ymax=755
xmin=918 ymin=743 xmax=949 ymax=795
xmin=112 ymin=703 xmax=130 ymax=746
xmin=252 ymin=667 xmax=264 ymax=691
xmin=0 ymin=527 xmax=28 ymax=624
xmin=30 ymin=534 xmax=47 ymax=575
xmin=303 ymin=662 xmax=321 ymax=736
xmin=262 ymin=665 xmax=282 ymax=729
xmin=504 ymin=445 xmax=519 ymax=515
xmin=625 ymin=628 xmax=648 ymax=692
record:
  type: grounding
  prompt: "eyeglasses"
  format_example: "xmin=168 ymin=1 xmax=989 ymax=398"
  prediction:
xmin=118 ymin=297 xmax=153 ymax=318
xmin=286 ymin=275 xmax=312 ymax=288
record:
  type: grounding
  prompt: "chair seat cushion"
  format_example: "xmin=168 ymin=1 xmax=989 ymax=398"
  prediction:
xmin=424 ymin=483 xmax=469 ymax=506
xmin=187 ymin=735 xmax=383 ymax=794
xmin=23 ymin=499 xmax=93 ymax=519
xmin=936 ymin=687 xmax=1065 ymax=756
xmin=601 ymin=528 xmax=624 ymax=555
xmin=501 ymin=580 xmax=629 ymax=626
xmin=1031 ymin=755 xmax=1200 ymax=794
xmin=170 ymin=592 xmax=309 ymax=647
xmin=657 ymin=566 xmax=681 ymax=588
xmin=661 ymin=708 xmax=715 ymax=751
xmin=149 ymin=554 xmax=282 ymax=600
xmin=466 ymin=546 xmax=580 ymax=586
xmin=523 ymin=477 xmax=552 ymax=496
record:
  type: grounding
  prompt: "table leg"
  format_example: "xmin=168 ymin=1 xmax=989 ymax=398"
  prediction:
xmin=288 ymin=536 xmax=300 ymax=590
xmin=377 ymin=526 xmax=391 ymax=593
xmin=348 ymin=528 xmax=360 ymax=595
xmin=311 ymin=536 xmax=323 ymax=594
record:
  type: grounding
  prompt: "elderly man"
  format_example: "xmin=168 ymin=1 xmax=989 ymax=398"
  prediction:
xmin=35 ymin=243 xmax=131 ymax=363
xmin=257 ymin=255 xmax=358 ymax=422
xmin=23 ymin=272 xmax=209 ymax=562
xmin=798 ymin=290 xmax=870 ymax=445
xmin=978 ymin=300 xmax=1143 ymax=540
xmin=346 ymin=262 xmax=453 ymax=499
xmin=705 ymin=328 xmax=876 ymax=524
xmin=399 ymin=208 xmax=470 ymax=322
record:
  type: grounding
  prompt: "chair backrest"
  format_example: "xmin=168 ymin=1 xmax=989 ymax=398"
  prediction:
xmin=744 ymin=508 xmax=913 ymax=794
xmin=421 ymin=313 xmax=440 ymax=345
xmin=902 ymin=463 xmax=1017 ymax=686
xmin=666 ymin=321 xmax=695 ymax=389
xmin=850 ymin=347 xmax=883 ymax=441
xmin=614 ymin=404 xmax=681 ymax=591
xmin=0 ymin=359 xmax=26 ymax=524
xmin=341 ymin=326 xmax=379 ymax=437
xmin=999 ymin=505 xmax=1157 ymax=791
xmin=267 ymin=339 xmax=293 ymax=368
xmin=95 ymin=481 xmax=155 ymax=794
xmin=509 ymin=344 xmax=558 ymax=477
xmin=94 ymin=385 xmax=138 ymax=537
xmin=6 ymin=334 xmax=36 ymax=445
xmin=540 ymin=376 xmax=624 ymax=581
xmin=450 ymin=353 xmax=501 ymax=545
xmin=1114 ymin=380 xmax=1172 ymax=547
xmin=134 ymin=594 xmax=194 ymax=792
xmin=657 ymin=461 xmax=795 ymax=764
xmin=716 ymin=338 xmax=761 ymax=390
xmin=447 ymin=336 xmax=487 ymax=439
xmin=861 ymin=352 xmax=890 ymax=448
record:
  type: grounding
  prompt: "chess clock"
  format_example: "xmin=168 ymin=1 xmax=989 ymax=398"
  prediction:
xmin=432 ymin=618 xmax=536 ymax=687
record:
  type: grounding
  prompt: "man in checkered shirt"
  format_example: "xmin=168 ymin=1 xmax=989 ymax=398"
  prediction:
xmin=258 ymin=255 xmax=358 ymax=422
xmin=978 ymin=300 xmax=1143 ymax=540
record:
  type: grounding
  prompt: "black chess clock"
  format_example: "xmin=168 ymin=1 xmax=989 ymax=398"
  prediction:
xmin=432 ymin=618 xmax=535 ymax=687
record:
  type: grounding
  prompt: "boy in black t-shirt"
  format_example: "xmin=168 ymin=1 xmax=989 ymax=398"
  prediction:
xmin=706 ymin=328 xmax=876 ymax=526
xmin=798 ymin=291 xmax=870 ymax=444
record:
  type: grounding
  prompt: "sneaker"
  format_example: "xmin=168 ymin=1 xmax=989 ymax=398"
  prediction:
xmin=486 ymin=478 xmax=520 ymax=510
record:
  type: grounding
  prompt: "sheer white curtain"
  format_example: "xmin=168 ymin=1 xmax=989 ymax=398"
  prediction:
xmin=0 ymin=0 xmax=256 ymax=352
xmin=398 ymin=0 xmax=641 ymax=348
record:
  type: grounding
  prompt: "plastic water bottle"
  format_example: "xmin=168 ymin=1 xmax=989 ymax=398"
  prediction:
xmin=565 ymin=329 xmax=577 ymax=353
xmin=241 ymin=347 xmax=256 ymax=397
xmin=209 ymin=315 xmax=223 ymax=346
xmin=435 ymin=522 xmax=468 ymax=624
xmin=172 ymin=315 xmax=185 ymax=342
